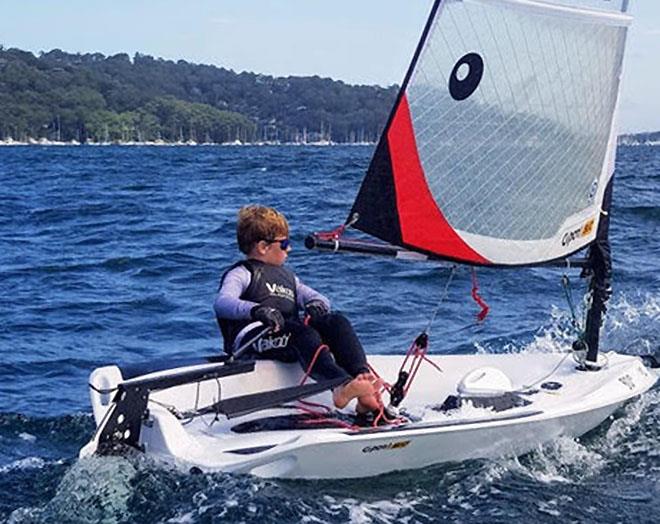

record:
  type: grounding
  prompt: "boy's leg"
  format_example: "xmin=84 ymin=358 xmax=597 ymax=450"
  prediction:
xmin=311 ymin=313 xmax=383 ymax=412
xmin=310 ymin=313 xmax=369 ymax=377
xmin=238 ymin=319 xmax=377 ymax=410
xmin=284 ymin=320 xmax=351 ymax=382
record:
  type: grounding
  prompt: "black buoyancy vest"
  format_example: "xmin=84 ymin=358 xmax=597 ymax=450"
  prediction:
xmin=216 ymin=259 xmax=298 ymax=352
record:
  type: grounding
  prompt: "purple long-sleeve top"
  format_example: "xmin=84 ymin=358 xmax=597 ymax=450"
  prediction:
xmin=214 ymin=264 xmax=330 ymax=320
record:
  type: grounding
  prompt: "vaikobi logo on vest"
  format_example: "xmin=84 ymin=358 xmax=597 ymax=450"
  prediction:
xmin=266 ymin=282 xmax=295 ymax=301
xmin=253 ymin=333 xmax=291 ymax=352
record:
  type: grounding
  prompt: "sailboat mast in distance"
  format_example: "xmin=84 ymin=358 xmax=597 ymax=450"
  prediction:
xmin=349 ymin=0 xmax=632 ymax=267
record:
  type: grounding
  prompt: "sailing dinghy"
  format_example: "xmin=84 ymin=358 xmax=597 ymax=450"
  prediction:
xmin=81 ymin=0 xmax=658 ymax=479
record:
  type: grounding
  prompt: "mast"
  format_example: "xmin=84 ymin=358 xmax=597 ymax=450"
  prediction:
xmin=581 ymin=180 xmax=613 ymax=365
xmin=579 ymin=0 xmax=630 ymax=367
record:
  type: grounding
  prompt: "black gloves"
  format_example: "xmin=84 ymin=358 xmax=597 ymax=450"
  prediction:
xmin=250 ymin=305 xmax=284 ymax=332
xmin=304 ymin=300 xmax=330 ymax=321
xmin=250 ymin=301 xmax=330 ymax=331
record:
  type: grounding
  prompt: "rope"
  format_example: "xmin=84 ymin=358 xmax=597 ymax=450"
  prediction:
xmin=471 ymin=268 xmax=490 ymax=322
xmin=561 ymin=274 xmax=583 ymax=336
xmin=299 ymin=344 xmax=330 ymax=386
xmin=517 ymin=350 xmax=572 ymax=392
xmin=293 ymin=343 xmax=360 ymax=427
xmin=314 ymin=214 xmax=358 ymax=242
xmin=399 ymin=266 xmax=456 ymax=383
xmin=380 ymin=267 xmax=459 ymax=420
xmin=423 ymin=265 xmax=457 ymax=334
xmin=315 ymin=224 xmax=346 ymax=241
xmin=88 ymin=383 xmax=118 ymax=395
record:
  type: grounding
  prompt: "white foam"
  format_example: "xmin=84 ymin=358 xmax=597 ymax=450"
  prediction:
xmin=0 ymin=456 xmax=46 ymax=473
xmin=38 ymin=456 xmax=138 ymax=523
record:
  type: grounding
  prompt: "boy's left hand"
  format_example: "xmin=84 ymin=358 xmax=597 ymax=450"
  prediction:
xmin=304 ymin=300 xmax=330 ymax=321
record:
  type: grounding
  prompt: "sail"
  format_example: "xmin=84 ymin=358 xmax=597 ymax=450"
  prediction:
xmin=350 ymin=0 xmax=631 ymax=266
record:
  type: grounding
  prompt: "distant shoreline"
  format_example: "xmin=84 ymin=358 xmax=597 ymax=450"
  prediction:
xmin=0 ymin=138 xmax=376 ymax=147
xmin=2 ymin=137 xmax=658 ymax=147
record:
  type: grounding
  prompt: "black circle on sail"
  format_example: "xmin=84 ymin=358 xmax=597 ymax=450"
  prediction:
xmin=449 ymin=53 xmax=484 ymax=101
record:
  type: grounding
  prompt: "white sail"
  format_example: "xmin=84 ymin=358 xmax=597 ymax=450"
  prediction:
xmin=351 ymin=0 xmax=632 ymax=265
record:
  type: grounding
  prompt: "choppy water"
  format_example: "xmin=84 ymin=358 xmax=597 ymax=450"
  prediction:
xmin=0 ymin=145 xmax=658 ymax=523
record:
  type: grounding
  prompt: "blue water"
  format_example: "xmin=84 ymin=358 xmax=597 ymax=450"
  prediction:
xmin=0 ymin=145 xmax=658 ymax=523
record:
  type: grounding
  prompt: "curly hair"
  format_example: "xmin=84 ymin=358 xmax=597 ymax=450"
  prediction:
xmin=236 ymin=205 xmax=289 ymax=254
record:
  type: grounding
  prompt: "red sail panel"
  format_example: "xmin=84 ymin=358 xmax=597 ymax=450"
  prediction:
xmin=387 ymin=95 xmax=490 ymax=264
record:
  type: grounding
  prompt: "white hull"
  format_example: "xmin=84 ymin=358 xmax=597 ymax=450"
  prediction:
xmin=81 ymin=352 xmax=657 ymax=479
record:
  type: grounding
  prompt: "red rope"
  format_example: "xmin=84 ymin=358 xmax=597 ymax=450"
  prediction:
xmin=421 ymin=354 xmax=444 ymax=374
xmin=299 ymin=344 xmax=329 ymax=386
xmin=367 ymin=363 xmax=392 ymax=393
xmin=296 ymin=398 xmax=331 ymax=413
xmin=398 ymin=339 xmax=419 ymax=375
xmin=404 ymin=346 xmax=428 ymax=395
xmin=471 ymin=268 xmax=490 ymax=322
xmin=383 ymin=332 xmax=444 ymax=425
xmin=315 ymin=224 xmax=346 ymax=241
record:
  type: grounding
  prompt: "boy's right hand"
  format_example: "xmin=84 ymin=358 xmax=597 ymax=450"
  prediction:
xmin=251 ymin=305 xmax=285 ymax=332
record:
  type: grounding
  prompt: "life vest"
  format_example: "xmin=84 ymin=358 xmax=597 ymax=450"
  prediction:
xmin=216 ymin=259 xmax=298 ymax=353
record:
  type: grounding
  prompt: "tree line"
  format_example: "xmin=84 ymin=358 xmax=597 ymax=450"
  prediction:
xmin=0 ymin=47 xmax=397 ymax=144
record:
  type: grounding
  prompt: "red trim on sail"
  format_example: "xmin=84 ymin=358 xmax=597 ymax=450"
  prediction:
xmin=387 ymin=95 xmax=489 ymax=264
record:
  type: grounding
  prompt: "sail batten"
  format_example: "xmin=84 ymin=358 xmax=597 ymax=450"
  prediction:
xmin=350 ymin=0 xmax=630 ymax=266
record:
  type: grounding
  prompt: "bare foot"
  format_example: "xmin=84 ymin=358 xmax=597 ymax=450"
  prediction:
xmin=332 ymin=375 xmax=374 ymax=409
xmin=356 ymin=392 xmax=383 ymax=413
xmin=356 ymin=373 xmax=383 ymax=413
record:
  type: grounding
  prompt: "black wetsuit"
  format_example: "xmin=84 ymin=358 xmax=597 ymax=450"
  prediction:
xmin=216 ymin=260 xmax=368 ymax=383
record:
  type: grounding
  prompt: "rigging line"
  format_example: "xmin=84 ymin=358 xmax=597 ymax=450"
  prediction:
xmin=561 ymin=274 xmax=582 ymax=334
xmin=517 ymin=350 xmax=572 ymax=392
xmin=149 ymin=398 xmax=185 ymax=420
xmin=180 ymin=381 xmax=203 ymax=426
xmin=196 ymin=377 xmax=223 ymax=428
xmin=89 ymin=383 xmax=118 ymax=395
xmin=177 ymin=377 xmax=223 ymax=426
xmin=424 ymin=265 xmax=458 ymax=335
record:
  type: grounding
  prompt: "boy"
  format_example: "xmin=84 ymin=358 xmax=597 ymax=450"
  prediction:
xmin=214 ymin=205 xmax=381 ymax=412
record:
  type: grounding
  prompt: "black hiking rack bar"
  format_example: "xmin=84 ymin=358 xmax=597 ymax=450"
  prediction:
xmin=193 ymin=376 xmax=349 ymax=419
xmin=305 ymin=234 xmax=589 ymax=269
xmin=121 ymin=360 xmax=254 ymax=391
xmin=96 ymin=360 xmax=255 ymax=453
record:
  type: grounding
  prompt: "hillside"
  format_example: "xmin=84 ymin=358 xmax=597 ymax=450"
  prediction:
xmin=0 ymin=47 xmax=397 ymax=144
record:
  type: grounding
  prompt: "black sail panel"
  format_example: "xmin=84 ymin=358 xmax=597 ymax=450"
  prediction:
xmin=349 ymin=137 xmax=403 ymax=249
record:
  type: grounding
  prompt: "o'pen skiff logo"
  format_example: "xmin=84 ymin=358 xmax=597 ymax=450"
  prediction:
xmin=561 ymin=218 xmax=596 ymax=247
xmin=362 ymin=440 xmax=411 ymax=453
xmin=581 ymin=218 xmax=595 ymax=237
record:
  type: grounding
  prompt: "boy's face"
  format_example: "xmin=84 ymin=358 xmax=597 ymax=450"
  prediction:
xmin=252 ymin=236 xmax=290 ymax=266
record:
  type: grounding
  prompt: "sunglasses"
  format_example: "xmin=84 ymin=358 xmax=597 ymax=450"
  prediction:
xmin=264 ymin=238 xmax=291 ymax=250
